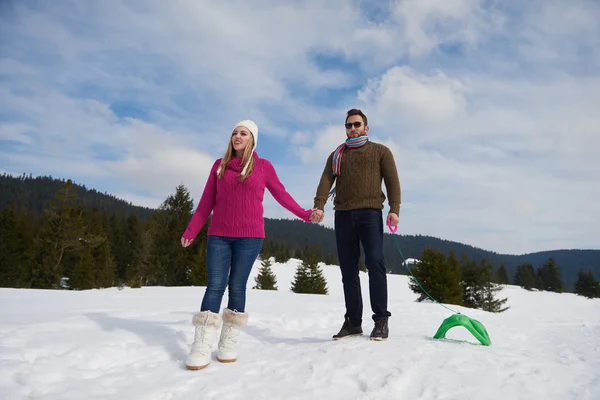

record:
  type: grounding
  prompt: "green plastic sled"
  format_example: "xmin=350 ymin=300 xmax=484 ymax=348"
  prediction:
xmin=433 ymin=314 xmax=491 ymax=346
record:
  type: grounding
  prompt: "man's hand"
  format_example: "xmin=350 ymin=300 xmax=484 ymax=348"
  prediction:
xmin=311 ymin=209 xmax=324 ymax=223
xmin=387 ymin=212 xmax=399 ymax=228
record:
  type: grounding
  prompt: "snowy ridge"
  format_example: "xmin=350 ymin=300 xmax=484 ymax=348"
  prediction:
xmin=1 ymin=259 xmax=599 ymax=399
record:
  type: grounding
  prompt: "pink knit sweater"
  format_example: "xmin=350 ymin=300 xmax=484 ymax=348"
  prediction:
xmin=182 ymin=153 xmax=312 ymax=240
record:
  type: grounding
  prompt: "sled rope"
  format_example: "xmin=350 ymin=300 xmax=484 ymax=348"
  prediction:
xmin=387 ymin=219 xmax=492 ymax=346
xmin=387 ymin=220 xmax=461 ymax=314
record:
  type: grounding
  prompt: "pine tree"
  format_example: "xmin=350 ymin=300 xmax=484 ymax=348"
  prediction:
xmin=324 ymin=253 xmax=337 ymax=266
xmin=444 ymin=250 xmax=463 ymax=303
xmin=461 ymin=257 xmax=484 ymax=309
xmin=253 ymin=257 xmax=278 ymax=290
xmin=189 ymin=224 xmax=209 ymax=286
xmin=408 ymin=248 xmax=463 ymax=305
xmin=513 ymin=262 xmax=538 ymax=290
xmin=130 ymin=225 xmax=156 ymax=287
xmin=306 ymin=260 xmax=328 ymax=295
xmin=82 ymin=208 xmax=115 ymax=288
xmin=26 ymin=180 xmax=87 ymax=289
xmin=308 ymin=243 xmax=328 ymax=294
xmin=460 ymin=256 xmax=509 ymax=312
xmin=0 ymin=204 xmax=23 ymax=287
xmin=290 ymin=262 xmax=310 ymax=293
xmin=537 ymin=257 xmax=564 ymax=293
xmin=107 ymin=213 xmax=125 ymax=282
xmin=122 ymin=212 xmax=141 ymax=284
xmin=94 ymin=239 xmax=116 ymax=288
xmin=294 ymin=247 xmax=304 ymax=260
xmin=260 ymin=238 xmax=276 ymax=260
xmin=70 ymin=246 xmax=96 ymax=290
xmin=15 ymin=209 xmax=36 ymax=287
xmin=495 ymin=264 xmax=509 ymax=284
xmin=291 ymin=244 xmax=328 ymax=295
xmin=304 ymin=240 xmax=322 ymax=262
xmin=574 ymin=269 xmax=600 ymax=299
xmin=274 ymin=241 xmax=290 ymax=263
xmin=152 ymin=184 xmax=198 ymax=286
xmin=479 ymin=259 xmax=509 ymax=313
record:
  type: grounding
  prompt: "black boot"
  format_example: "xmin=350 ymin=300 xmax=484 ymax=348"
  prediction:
xmin=370 ymin=317 xmax=389 ymax=341
xmin=332 ymin=317 xmax=363 ymax=340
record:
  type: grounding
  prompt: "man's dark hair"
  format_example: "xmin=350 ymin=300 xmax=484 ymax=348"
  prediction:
xmin=345 ymin=108 xmax=368 ymax=126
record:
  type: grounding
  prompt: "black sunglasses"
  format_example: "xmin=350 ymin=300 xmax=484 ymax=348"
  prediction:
xmin=345 ymin=121 xmax=362 ymax=129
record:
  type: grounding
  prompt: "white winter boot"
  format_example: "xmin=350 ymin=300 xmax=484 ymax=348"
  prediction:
xmin=186 ymin=310 xmax=221 ymax=370
xmin=217 ymin=308 xmax=248 ymax=363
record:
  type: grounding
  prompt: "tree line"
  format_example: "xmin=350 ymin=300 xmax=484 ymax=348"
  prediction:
xmin=3 ymin=173 xmax=599 ymax=292
xmin=0 ymin=179 xmax=330 ymax=294
xmin=0 ymin=180 xmax=205 ymax=289
xmin=0 ymin=173 xmax=155 ymax=219
xmin=406 ymin=248 xmax=599 ymax=312
xmin=512 ymin=259 xmax=599 ymax=298
xmin=1 ymin=179 xmax=597 ymax=304
xmin=254 ymin=241 xmax=329 ymax=295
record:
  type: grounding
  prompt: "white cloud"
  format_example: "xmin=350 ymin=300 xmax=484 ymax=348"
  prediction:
xmin=0 ymin=87 xmax=218 ymax=202
xmin=111 ymin=192 xmax=164 ymax=210
xmin=349 ymin=65 xmax=600 ymax=253
xmin=0 ymin=123 xmax=35 ymax=145
xmin=298 ymin=125 xmax=346 ymax=165
xmin=1 ymin=0 xmax=599 ymax=254
xmin=515 ymin=0 xmax=600 ymax=67
xmin=392 ymin=0 xmax=503 ymax=57
xmin=358 ymin=66 xmax=468 ymax=128
xmin=104 ymin=137 xmax=217 ymax=198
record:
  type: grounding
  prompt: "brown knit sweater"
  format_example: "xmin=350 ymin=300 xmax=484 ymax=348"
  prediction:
xmin=313 ymin=141 xmax=401 ymax=215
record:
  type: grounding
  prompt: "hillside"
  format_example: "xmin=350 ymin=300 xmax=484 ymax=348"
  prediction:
xmin=0 ymin=173 xmax=155 ymax=220
xmin=1 ymin=173 xmax=599 ymax=291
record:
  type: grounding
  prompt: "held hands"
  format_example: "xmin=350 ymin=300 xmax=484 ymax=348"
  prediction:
xmin=309 ymin=210 xmax=397 ymax=226
xmin=310 ymin=208 xmax=324 ymax=223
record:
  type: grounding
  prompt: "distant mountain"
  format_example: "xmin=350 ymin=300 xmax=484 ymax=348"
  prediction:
xmin=264 ymin=219 xmax=599 ymax=291
xmin=1 ymin=173 xmax=598 ymax=291
xmin=0 ymin=173 xmax=155 ymax=220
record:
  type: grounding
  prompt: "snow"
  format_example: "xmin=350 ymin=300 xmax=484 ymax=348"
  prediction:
xmin=403 ymin=257 xmax=419 ymax=265
xmin=1 ymin=258 xmax=599 ymax=400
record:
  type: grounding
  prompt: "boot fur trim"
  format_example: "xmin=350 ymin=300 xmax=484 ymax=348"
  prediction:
xmin=192 ymin=310 xmax=222 ymax=327
xmin=222 ymin=308 xmax=248 ymax=327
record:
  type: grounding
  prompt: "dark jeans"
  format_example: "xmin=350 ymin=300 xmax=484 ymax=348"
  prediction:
xmin=200 ymin=236 xmax=264 ymax=313
xmin=335 ymin=208 xmax=391 ymax=323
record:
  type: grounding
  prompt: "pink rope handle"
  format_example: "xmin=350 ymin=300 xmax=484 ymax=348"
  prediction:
xmin=387 ymin=217 xmax=397 ymax=233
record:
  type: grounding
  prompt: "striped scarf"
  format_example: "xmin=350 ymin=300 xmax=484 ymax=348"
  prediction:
xmin=332 ymin=135 xmax=369 ymax=175
xmin=328 ymin=135 xmax=368 ymax=199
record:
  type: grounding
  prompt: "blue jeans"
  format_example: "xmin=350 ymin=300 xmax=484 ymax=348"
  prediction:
xmin=335 ymin=208 xmax=392 ymax=323
xmin=200 ymin=236 xmax=264 ymax=313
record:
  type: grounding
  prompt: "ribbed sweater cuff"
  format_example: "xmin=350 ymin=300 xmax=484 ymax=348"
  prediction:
xmin=314 ymin=199 xmax=326 ymax=211
xmin=208 ymin=226 xmax=265 ymax=238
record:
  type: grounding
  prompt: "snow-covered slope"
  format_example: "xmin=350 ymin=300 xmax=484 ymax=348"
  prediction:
xmin=1 ymin=259 xmax=598 ymax=399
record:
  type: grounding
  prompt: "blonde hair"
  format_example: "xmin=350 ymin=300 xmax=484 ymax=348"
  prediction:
xmin=217 ymin=133 xmax=255 ymax=181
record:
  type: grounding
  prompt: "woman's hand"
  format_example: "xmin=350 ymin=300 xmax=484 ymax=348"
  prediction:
xmin=310 ymin=209 xmax=324 ymax=223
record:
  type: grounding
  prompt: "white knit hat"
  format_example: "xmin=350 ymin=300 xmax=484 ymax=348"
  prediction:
xmin=234 ymin=120 xmax=258 ymax=147
xmin=222 ymin=120 xmax=258 ymax=176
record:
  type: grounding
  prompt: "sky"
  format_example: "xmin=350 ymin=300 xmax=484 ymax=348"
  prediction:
xmin=1 ymin=0 xmax=599 ymax=255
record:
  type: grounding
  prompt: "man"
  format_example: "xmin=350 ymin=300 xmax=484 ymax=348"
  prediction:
xmin=311 ymin=108 xmax=400 ymax=341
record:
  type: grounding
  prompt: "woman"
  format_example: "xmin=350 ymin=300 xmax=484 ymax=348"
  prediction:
xmin=181 ymin=119 xmax=314 ymax=370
